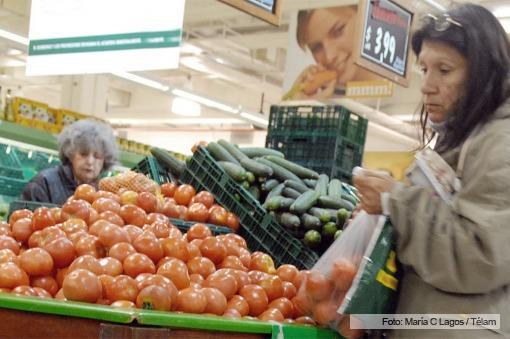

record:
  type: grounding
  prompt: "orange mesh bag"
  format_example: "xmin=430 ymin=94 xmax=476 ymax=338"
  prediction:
xmin=99 ymin=171 xmax=159 ymax=194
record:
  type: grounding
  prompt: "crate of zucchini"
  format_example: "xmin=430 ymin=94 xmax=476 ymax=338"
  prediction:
xmin=265 ymin=105 xmax=367 ymax=183
xmin=182 ymin=140 xmax=358 ymax=260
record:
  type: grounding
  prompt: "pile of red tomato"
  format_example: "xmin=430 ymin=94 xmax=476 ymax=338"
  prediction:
xmin=0 ymin=183 xmax=321 ymax=325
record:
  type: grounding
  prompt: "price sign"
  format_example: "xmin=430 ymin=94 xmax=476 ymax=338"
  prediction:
xmin=354 ymin=0 xmax=414 ymax=87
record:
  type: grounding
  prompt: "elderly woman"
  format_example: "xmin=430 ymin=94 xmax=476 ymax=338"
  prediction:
xmin=21 ymin=119 xmax=118 ymax=205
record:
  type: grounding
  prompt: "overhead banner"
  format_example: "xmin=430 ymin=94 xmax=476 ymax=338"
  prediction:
xmin=26 ymin=0 xmax=185 ymax=75
xmin=283 ymin=4 xmax=391 ymax=101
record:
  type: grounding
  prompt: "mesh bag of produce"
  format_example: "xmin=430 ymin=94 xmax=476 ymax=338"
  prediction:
xmin=295 ymin=211 xmax=400 ymax=338
xmin=99 ymin=171 xmax=159 ymax=194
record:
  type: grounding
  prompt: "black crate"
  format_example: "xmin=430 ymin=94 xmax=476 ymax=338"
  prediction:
xmin=180 ymin=146 xmax=319 ymax=269
xmin=132 ymin=156 xmax=176 ymax=185
xmin=8 ymin=200 xmax=58 ymax=218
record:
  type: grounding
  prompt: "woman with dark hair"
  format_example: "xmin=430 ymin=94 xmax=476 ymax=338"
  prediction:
xmin=21 ymin=119 xmax=119 ymax=205
xmin=354 ymin=3 xmax=510 ymax=338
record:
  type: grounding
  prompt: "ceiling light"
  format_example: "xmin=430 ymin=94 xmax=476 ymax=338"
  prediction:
xmin=0 ymin=28 xmax=29 ymax=46
xmin=240 ymin=112 xmax=269 ymax=126
xmin=6 ymin=48 xmax=23 ymax=56
xmin=171 ymin=97 xmax=201 ymax=117
xmin=171 ymin=88 xmax=239 ymax=114
xmin=112 ymin=72 xmax=169 ymax=91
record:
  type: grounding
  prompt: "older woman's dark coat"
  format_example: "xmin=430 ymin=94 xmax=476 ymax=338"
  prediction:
xmin=21 ymin=164 xmax=79 ymax=205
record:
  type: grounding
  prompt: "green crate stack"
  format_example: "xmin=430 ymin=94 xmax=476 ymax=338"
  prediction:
xmin=8 ymin=200 xmax=58 ymax=218
xmin=14 ymin=148 xmax=60 ymax=180
xmin=180 ymin=146 xmax=319 ymax=270
xmin=132 ymin=156 xmax=176 ymax=185
xmin=0 ymin=144 xmax=28 ymax=197
xmin=266 ymin=105 xmax=367 ymax=182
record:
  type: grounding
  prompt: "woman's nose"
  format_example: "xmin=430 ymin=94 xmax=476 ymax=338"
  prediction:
xmin=323 ymin=42 xmax=338 ymax=66
xmin=420 ymin=72 xmax=437 ymax=95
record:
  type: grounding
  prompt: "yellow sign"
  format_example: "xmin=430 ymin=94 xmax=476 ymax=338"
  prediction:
xmin=346 ymin=80 xmax=394 ymax=98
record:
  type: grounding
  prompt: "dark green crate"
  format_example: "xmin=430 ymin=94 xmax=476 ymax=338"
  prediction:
xmin=180 ymin=147 xmax=319 ymax=270
xmin=0 ymin=176 xmax=28 ymax=197
xmin=169 ymin=218 xmax=232 ymax=236
xmin=132 ymin=156 xmax=176 ymax=185
xmin=0 ymin=144 xmax=21 ymax=169
xmin=0 ymin=166 xmax=25 ymax=180
xmin=8 ymin=200 xmax=58 ymax=218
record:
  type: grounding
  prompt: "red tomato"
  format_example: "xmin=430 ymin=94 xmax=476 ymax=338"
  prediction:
xmin=98 ymin=257 xmax=123 ymax=276
xmin=50 ymin=207 xmax=66 ymax=224
xmin=223 ymin=308 xmax=242 ymax=319
xmin=108 ymin=242 xmax=136 ymax=263
xmin=119 ymin=205 xmax=147 ymax=227
xmin=305 ymin=270 xmax=334 ymax=302
xmin=143 ymin=221 xmax=170 ymax=239
xmin=0 ymin=249 xmax=19 ymax=266
xmin=61 ymin=218 xmax=88 ymax=235
xmin=110 ymin=300 xmax=135 ymax=309
xmin=250 ymin=253 xmax=276 ymax=274
xmin=248 ymin=270 xmax=269 ymax=285
xmin=19 ymin=248 xmax=54 ymax=276
xmin=204 ymin=272 xmax=238 ymax=299
xmin=176 ymin=287 xmax=206 ymax=314
xmin=67 ymin=231 xmax=88 ymax=247
xmin=63 ymin=269 xmax=102 ymax=303
xmin=132 ymin=231 xmax=164 ymax=263
xmin=0 ymin=262 xmax=29 ymax=288
xmin=189 ymin=273 xmax=204 ymax=285
xmin=202 ymin=287 xmax=227 ymax=315
xmin=136 ymin=192 xmax=158 ymax=213
xmin=74 ymin=184 xmax=97 ymax=203
xmin=105 ymin=275 xmax=139 ymax=302
xmin=238 ymin=248 xmax=251 ymax=269
xmin=0 ymin=235 xmax=21 ymax=255
xmin=136 ymin=285 xmax=172 ymax=311
xmin=293 ymin=270 xmax=311 ymax=290
xmin=11 ymin=217 xmax=33 ymax=243
xmin=269 ymin=297 xmax=294 ymax=319
xmin=313 ymin=300 xmax=339 ymax=326
xmin=259 ymin=308 xmax=284 ymax=322
xmin=226 ymin=295 xmax=250 ymax=316
xmin=98 ymin=224 xmax=131 ymax=248
xmin=282 ymin=281 xmax=297 ymax=300
xmin=160 ymin=237 xmax=189 ymax=262
xmin=199 ymin=236 xmax=227 ymax=265
xmin=0 ymin=222 xmax=12 ymax=238
xmin=225 ymin=213 xmax=240 ymax=232
xmin=98 ymin=211 xmax=124 ymax=226
xmin=225 ymin=233 xmax=247 ymax=249
xmin=276 ymin=265 xmax=299 ymax=283
xmin=291 ymin=295 xmax=313 ymax=318
xmin=30 ymin=275 xmax=59 ymax=296
xmin=55 ymin=268 xmax=69 ymax=288
xmin=146 ymin=213 xmax=169 ymax=226
xmin=32 ymin=207 xmax=56 ymax=231
xmin=61 ymin=199 xmax=91 ymax=224
xmin=157 ymin=258 xmax=190 ymax=290
xmin=123 ymin=225 xmax=143 ymax=243
xmin=174 ymin=185 xmax=196 ymax=206
xmin=230 ymin=270 xmax=251 ymax=290
xmin=75 ymin=234 xmax=106 ymax=258
xmin=193 ymin=191 xmax=214 ymax=209
xmin=337 ymin=315 xmax=365 ymax=339
xmin=44 ymin=237 xmax=76 ymax=268
xmin=123 ymin=253 xmax=156 ymax=278
xmin=219 ymin=256 xmax=246 ymax=271
xmin=33 ymin=286 xmax=52 ymax=299
xmin=239 ymin=284 xmax=269 ymax=317
xmin=208 ymin=207 xmax=228 ymax=226
xmin=161 ymin=202 xmax=180 ymax=219
xmin=259 ymin=275 xmax=284 ymax=301
xmin=9 ymin=209 xmax=33 ymax=226
xmin=136 ymin=274 xmax=178 ymax=307
xmin=11 ymin=285 xmax=38 ymax=297
xmin=331 ymin=259 xmax=357 ymax=292
xmin=68 ymin=255 xmax=103 ymax=275
xmin=187 ymin=257 xmax=216 ymax=278
xmin=187 ymin=223 xmax=212 ymax=241
xmin=95 ymin=190 xmax=121 ymax=203
xmin=160 ymin=183 xmax=177 ymax=198
xmin=92 ymin=198 xmax=121 ymax=215
xmin=186 ymin=203 xmax=209 ymax=223
xmin=294 ymin=316 xmax=317 ymax=325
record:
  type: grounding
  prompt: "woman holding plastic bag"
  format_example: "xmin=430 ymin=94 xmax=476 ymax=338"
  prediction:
xmin=354 ymin=3 xmax=510 ymax=338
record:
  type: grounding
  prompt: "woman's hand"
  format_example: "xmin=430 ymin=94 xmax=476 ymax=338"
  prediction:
xmin=353 ymin=170 xmax=397 ymax=214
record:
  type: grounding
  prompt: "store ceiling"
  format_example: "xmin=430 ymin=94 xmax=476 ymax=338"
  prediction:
xmin=0 ymin=0 xmax=509 ymax=151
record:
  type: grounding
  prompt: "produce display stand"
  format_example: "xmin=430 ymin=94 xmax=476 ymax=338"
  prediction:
xmin=0 ymin=294 xmax=341 ymax=339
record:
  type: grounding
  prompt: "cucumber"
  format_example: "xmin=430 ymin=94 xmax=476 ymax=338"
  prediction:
xmin=290 ymin=190 xmax=321 ymax=214
xmin=341 ymin=193 xmax=358 ymax=206
xmin=328 ymin=179 xmax=343 ymax=198
xmin=265 ymin=183 xmax=285 ymax=203
xmin=262 ymin=179 xmax=280 ymax=192
xmin=315 ymin=174 xmax=329 ymax=196
xmin=282 ymin=187 xmax=301 ymax=199
xmin=301 ymin=213 xmax=321 ymax=231
xmin=239 ymin=147 xmax=284 ymax=158
xmin=264 ymin=156 xmax=319 ymax=179
xmin=217 ymin=139 xmax=248 ymax=162
xmin=248 ymin=186 xmax=260 ymax=200
xmin=245 ymin=172 xmax=256 ymax=184
xmin=284 ymin=180 xmax=310 ymax=194
xmin=206 ymin=142 xmax=240 ymax=165
xmin=150 ymin=147 xmax=185 ymax=178
xmin=278 ymin=212 xmax=301 ymax=230
xmin=342 ymin=183 xmax=360 ymax=202
xmin=309 ymin=207 xmax=331 ymax=223
xmin=303 ymin=179 xmax=318 ymax=189
xmin=217 ymin=161 xmax=246 ymax=182
xmin=263 ymin=196 xmax=295 ymax=211
xmin=255 ymin=158 xmax=302 ymax=182
xmin=240 ymin=157 xmax=273 ymax=178
xmin=318 ymin=195 xmax=355 ymax=211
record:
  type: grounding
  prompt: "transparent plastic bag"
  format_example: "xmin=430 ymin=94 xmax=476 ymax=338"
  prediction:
xmin=295 ymin=211 xmax=398 ymax=338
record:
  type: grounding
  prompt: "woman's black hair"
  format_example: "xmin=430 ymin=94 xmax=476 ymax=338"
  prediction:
xmin=412 ymin=3 xmax=510 ymax=152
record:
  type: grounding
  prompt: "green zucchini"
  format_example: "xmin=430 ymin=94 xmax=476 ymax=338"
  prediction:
xmin=206 ymin=142 xmax=240 ymax=164
xmin=265 ymin=183 xmax=285 ymax=203
xmin=262 ymin=179 xmax=280 ymax=192
xmin=301 ymin=213 xmax=321 ymax=231
xmin=245 ymin=172 xmax=255 ymax=184
xmin=255 ymin=158 xmax=302 ymax=182
xmin=318 ymin=195 xmax=355 ymax=211
xmin=278 ymin=212 xmax=301 ymax=230
xmin=240 ymin=158 xmax=273 ymax=178
xmin=328 ymin=179 xmax=343 ymax=198
xmin=309 ymin=207 xmax=331 ymax=223
xmin=303 ymin=179 xmax=318 ymax=189
xmin=263 ymin=196 xmax=295 ymax=211
xmin=239 ymin=147 xmax=284 ymax=158
xmin=264 ymin=156 xmax=319 ymax=179
xmin=315 ymin=174 xmax=329 ymax=196
xmin=248 ymin=186 xmax=260 ymax=200
xmin=284 ymin=180 xmax=310 ymax=194
xmin=282 ymin=187 xmax=301 ymax=199
xmin=217 ymin=139 xmax=248 ymax=162
xmin=150 ymin=147 xmax=185 ymax=177
xmin=290 ymin=190 xmax=321 ymax=214
xmin=217 ymin=161 xmax=246 ymax=182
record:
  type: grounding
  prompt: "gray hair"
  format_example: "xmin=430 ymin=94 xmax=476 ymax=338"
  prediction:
xmin=58 ymin=119 xmax=119 ymax=171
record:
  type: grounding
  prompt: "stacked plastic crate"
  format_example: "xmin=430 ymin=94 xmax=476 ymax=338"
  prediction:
xmin=265 ymin=105 xmax=367 ymax=183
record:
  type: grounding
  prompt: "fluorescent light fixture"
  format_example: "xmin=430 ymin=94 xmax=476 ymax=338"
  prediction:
xmin=494 ymin=6 xmax=510 ymax=18
xmin=0 ymin=28 xmax=29 ymax=46
xmin=112 ymin=72 xmax=169 ymax=92
xmin=108 ymin=118 xmax=245 ymax=125
xmin=6 ymin=48 xmax=23 ymax=56
xmin=240 ymin=112 xmax=269 ymax=126
xmin=171 ymin=97 xmax=201 ymax=117
xmin=172 ymin=88 xmax=239 ymax=114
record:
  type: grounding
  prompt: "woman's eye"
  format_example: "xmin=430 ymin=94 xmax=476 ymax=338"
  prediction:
xmin=419 ymin=66 xmax=427 ymax=74
xmin=439 ymin=68 xmax=451 ymax=74
xmin=332 ymin=23 xmax=346 ymax=38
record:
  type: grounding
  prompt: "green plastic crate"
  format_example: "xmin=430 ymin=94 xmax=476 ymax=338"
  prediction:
xmin=0 ymin=176 xmax=27 ymax=197
xmin=180 ymin=146 xmax=319 ymax=270
xmin=132 ymin=156 xmax=176 ymax=185
xmin=169 ymin=218 xmax=232 ymax=236
xmin=14 ymin=149 xmax=59 ymax=180
xmin=8 ymin=200 xmax=58 ymax=218
xmin=0 ymin=144 xmax=21 ymax=169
